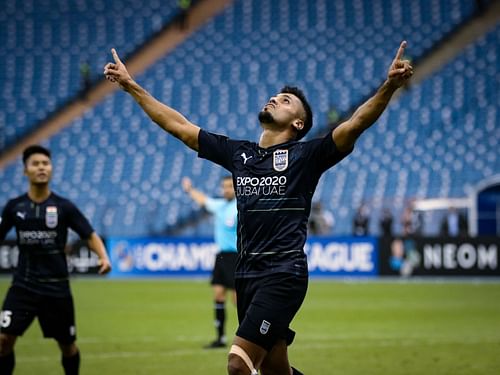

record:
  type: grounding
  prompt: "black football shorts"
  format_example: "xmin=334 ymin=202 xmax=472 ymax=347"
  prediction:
xmin=235 ymin=272 xmax=308 ymax=351
xmin=0 ymin=285 xmax=77 ymax=344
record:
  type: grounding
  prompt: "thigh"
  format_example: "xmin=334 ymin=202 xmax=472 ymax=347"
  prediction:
xmin=0 ymin=286 xmax=38 ymax=336
xmin=260 ymin=339 xmax=291 ymax=375
xmin=38 ymin=295 xmax=77 ymax=344
xmin=236 ymin=274 xmax=308 ymax=351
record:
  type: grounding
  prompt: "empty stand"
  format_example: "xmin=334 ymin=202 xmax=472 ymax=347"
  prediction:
xmin=1 ymin=0 xmax=496 ymax=237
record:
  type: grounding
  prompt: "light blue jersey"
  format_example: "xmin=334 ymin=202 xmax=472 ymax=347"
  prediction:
xmin=205 ymin=197 xmax=237 ymax=252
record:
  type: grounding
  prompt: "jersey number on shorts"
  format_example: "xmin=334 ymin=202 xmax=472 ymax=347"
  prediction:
xmin=0 ymin=310 xmax=12 ymax=328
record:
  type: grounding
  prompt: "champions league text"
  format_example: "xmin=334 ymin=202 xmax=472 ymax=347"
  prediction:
xmin=236 ymin=176 xmax=287 ymax=196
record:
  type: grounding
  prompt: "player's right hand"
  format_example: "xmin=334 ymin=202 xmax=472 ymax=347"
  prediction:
xmin=387 ymin=41 xmax=413 ymax=88
xmin=104 ymin=49 xmax=132 ymax=89
xmin=97 ymin=257 xmax=112 ymax=275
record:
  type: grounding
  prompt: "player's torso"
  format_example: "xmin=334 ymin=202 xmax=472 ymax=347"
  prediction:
xmin=233 ymin=142 xmax=315 ymax=209
xmin=11 ymin=195 xmax=67 ymax=251
xmin=230 ymin=142 xmax=315 ymax=277
xmin=8 ymin=194 xmax=71 ymax=293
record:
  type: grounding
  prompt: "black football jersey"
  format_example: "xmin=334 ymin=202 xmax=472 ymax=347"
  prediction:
xmin=198 ymin=130 xmax=351 ymax=278
xmin=0 ymin=192 xmax=94 ymax=296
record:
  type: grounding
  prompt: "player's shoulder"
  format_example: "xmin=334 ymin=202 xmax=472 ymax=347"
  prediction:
xmin=3 ymin=193 xmax=29 ymax=209
xmin=202 ymin=129 xmax=253 ymax=148
xmin=48 ymin=191 xmax=68 ymax=203
xmin=228 ymin=136 xmax=255 ymax=151
xmin=292 ymin=133 xmax=341 ymax=156
xmin=48 ymin=192 xmax=77 ymax=209
xmin=299 ymin=133 xmax=332 ymax=146
xmin=9 ymin=193 xmax=28 ymax=203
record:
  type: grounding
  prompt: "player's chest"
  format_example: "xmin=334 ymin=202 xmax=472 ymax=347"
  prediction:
xmin=233 ymin=147 xmax=305 ymax=176
xmin=13 ymin=203 xmax=61 ymax=230
xmin=233 ymin=148 xmax=310 ymax=201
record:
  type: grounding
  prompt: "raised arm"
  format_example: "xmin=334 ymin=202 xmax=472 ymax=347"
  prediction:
xmin=182 ymin=177 xmax=208 ymax=207
xmin=104 ymin=49 xmax=200 ymax=151
xmin=332 ymin=41 xmax=413 ymax=152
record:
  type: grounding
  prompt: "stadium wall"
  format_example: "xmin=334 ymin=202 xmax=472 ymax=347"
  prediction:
xmin=1 ymin=236 xmax=498 ymax=278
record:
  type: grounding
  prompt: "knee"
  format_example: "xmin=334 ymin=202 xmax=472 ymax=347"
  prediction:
xmin=58 ymin=342 xmax=78 ymax=357
xmin=227 ymin=354 xmax=251 ymax=375
xmin=0 ymin=334 xmax=15 ymax=356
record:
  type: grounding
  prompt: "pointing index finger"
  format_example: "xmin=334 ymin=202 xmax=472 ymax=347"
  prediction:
xmin=394 ymin=40 xmax=407 ymax=62
xmin=111 ymin=48 xmax=122 ymax=64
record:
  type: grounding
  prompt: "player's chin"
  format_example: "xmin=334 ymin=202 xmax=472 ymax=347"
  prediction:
xmin=258 ymin=110 xmax=274 ymax=124
xmin=32 ymin=178 xmax=49 ymax=185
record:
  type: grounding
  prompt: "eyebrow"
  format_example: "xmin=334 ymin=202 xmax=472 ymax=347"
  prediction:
xmin=278 ymin=94 xmax=293 ymax=101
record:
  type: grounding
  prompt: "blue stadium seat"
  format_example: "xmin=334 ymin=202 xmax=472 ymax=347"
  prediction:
xmin=1 ymin=0 xmax=494 ymax=238
xmin=0 ymin=0 xmax=181 ymax=150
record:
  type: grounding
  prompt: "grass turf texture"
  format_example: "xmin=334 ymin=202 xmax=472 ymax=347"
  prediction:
xmin=0 ymin=278 xmax=499 ymax=374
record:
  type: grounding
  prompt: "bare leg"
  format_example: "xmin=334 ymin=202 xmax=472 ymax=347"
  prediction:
xmin=227 ymin=336 xmax=267 ymax=375
xmin=260 ymin=339 xmax=292 ymax=375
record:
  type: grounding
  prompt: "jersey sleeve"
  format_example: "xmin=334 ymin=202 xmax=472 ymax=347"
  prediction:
xmin=197 ymin=130 xmax=241 ymax=172
xmin=304 ymin=133 xmax=353 ymax=174
xmin=0 ymin=201 xmax=14 ymax=240
xmin=204 ymin=197 xmax=223 ymax=214
xmin=64 ymin=200 xmax=94 ymax=240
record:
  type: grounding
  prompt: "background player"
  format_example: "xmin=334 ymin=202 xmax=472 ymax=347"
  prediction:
xmin=0 ymin=145 xmax=112 ymax=375
xmin=104 ymin=41 xmax=413 ymax=375
xmin=182 ymin=175 xmax=238 ymax=349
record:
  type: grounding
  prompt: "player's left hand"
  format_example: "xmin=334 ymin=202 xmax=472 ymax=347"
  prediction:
xmin=387 ymin=41 xmax=413 ymax=88
xmin=98 ymin=257 xmax=112 ymax=275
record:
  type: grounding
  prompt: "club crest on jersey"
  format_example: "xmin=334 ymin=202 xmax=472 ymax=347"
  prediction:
xmin=273 ymin=149 xmax=288 ymax=172
xmin=45 ymin=206 xmax=58 ymax=228
xmin=260 ymin=320 xmax=271 ymax=335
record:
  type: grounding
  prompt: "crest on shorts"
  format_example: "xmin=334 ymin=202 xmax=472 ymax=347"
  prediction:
xmin=45 ymin=206 xmax=58 ymax=228
xmin=260 ymin=320 xmax=271 ymax=335
xmin=273 ymin=149 xmax=288 ymax=172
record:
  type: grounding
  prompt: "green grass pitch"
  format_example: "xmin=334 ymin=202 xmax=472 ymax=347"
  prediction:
xmin=0 ymin=278 xmax=499 ymax=374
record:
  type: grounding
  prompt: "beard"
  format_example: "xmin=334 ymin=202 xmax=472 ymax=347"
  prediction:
xmin=258 ymin=110 xmax=274 ymax=124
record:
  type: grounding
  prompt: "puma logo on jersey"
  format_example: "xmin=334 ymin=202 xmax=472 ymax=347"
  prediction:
xmin=16 ymin=212 xmax=26 ymax=220
xmin=241 ymin=153 xmax=253 ymax=164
